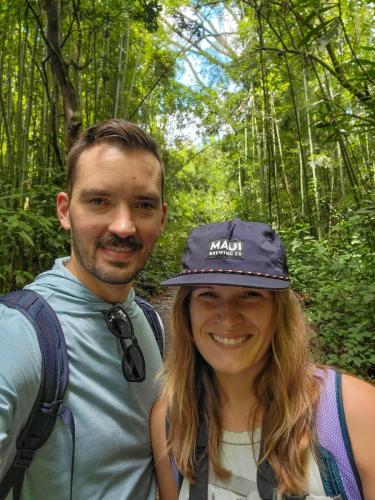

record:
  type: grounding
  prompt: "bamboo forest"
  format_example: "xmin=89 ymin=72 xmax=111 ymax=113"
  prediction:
xmin=0 ymin=0 xmax=374 ymax=378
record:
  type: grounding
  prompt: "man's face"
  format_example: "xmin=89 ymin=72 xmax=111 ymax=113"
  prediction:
xmin=57 ymin=143 xmax=167 ymax=301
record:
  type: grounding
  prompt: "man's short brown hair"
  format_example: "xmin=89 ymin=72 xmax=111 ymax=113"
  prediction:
xmin=66 ymin=119 xmax=164 ymax=198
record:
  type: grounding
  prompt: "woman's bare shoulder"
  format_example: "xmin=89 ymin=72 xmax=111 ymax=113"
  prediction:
xmin=342 ymin=373 xmax=375 ymax=415
xmin=342 ymin=374 xmax=375 ymax=499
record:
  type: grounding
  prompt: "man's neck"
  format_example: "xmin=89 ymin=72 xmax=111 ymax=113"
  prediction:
xmin=65 ymin=259 xmax=132 ymax=304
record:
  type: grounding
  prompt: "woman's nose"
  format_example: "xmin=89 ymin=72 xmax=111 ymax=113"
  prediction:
xmin=215 ymin=302 xmax=243 ymax=328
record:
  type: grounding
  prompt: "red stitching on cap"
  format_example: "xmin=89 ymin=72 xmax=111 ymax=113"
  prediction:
xmin=177 ymin=269 xmax=289 ymax=280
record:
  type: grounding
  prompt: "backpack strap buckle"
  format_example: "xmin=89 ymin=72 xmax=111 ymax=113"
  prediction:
xmin=40 ymin=399 xmax=63 ymax=417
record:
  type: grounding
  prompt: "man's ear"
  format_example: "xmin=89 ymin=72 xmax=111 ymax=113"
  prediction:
xmin=160 ymin=203 xmax=167 ymax=232
xmin=56 ymin=192 xmax=71 ymax=230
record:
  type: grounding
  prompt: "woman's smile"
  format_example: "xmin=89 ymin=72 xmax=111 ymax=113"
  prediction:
xmin=210 ymin=333 xmax=252 ymax=346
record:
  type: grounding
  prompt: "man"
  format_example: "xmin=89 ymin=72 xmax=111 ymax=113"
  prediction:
xmin=0 ymin=120 xmax=167 ymax=499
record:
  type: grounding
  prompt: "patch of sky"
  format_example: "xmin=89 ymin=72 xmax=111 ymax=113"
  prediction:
xmin=175 ymin=52 xmax=230 ymax=90
xmin=164 ymin=2 xmax=241 ymax=145
xmin=167 ymin=3 xmax=239 ymax=87
xmin=161 ymin=111 xmax=203 ymax=148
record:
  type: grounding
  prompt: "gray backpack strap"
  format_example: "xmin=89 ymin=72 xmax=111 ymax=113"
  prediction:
xmin=257 ymin=426 xmax=307 ymax=499
xmin=256 ymin=449 xmax=278 ymax=500
xmin=189 ymin=420 xmax=209 ymax=500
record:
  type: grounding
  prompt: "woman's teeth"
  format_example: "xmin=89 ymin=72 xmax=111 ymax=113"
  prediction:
xmin=211 ymin=335 xmax=249 ymax=345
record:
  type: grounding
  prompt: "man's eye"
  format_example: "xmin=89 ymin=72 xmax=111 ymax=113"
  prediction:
xmin=90 ymin=198 xmax=106 ymax=206
xmin=137 ymin=202 xmax=154 ymax=209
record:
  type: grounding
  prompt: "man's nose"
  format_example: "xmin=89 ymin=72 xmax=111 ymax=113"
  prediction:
xmin=107 ymin=206 xmax=136 ymax=238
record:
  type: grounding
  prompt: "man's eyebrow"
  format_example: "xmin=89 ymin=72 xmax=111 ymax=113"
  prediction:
xmin=79 ymin=189 xmax=111 ymax=198
xmin=137 ymin=193 xmax=161 ymax=201
xmin=78 ymin=189 xmax=162 ymax=201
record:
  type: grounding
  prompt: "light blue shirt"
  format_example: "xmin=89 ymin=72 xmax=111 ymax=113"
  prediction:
xmin=0 ymin=258 xmax=162 ymax=499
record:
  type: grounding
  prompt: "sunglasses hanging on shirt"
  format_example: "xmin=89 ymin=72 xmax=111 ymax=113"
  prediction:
xmin=105 ymin=305 xmax=146 ymax=383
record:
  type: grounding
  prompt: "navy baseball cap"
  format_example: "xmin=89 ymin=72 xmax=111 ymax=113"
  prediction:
xmin=161 ymin=219 xmax=290 ymax=289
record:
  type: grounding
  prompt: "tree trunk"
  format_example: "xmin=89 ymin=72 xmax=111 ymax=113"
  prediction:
xmin=43 ymin=0 xmax=81 ymax=150
xmin=303 ymin=68 xmax=322 ymax=239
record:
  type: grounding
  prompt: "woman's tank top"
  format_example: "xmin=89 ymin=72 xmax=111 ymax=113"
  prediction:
xmin=178 ymin=428 xmax=331 ymax=499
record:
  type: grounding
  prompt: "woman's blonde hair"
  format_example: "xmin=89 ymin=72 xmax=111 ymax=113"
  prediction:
xmin=160 ymin=286 xmax=322 ymax=494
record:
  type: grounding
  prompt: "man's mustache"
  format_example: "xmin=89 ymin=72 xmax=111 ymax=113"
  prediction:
xmin=98 ymin=235 xmax=143 ymax=251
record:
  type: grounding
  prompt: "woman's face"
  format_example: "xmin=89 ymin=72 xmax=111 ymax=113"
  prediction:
xmin=189 ymin=285 xmax=275 ymax=380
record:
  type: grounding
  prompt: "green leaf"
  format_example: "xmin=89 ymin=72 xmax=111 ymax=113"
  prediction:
xmin=19 ymin=231 xmax=34 ymax=247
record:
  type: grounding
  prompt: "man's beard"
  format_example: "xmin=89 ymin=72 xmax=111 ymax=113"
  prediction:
xmin=71 ymin=231 xmax=148 ymax=285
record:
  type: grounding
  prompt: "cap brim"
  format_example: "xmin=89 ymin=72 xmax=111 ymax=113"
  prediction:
xmin=161 ymin=272 xmax=290 ymax=290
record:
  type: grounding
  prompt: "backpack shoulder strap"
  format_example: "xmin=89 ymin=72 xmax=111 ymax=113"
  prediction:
xmin=165 ymin=416 xmax=184 ymax=490
xmin=188 ymin=419 xmax=209 ymax=500
xmin=316 ymin=368 xmax=364 ymax=500
xmin=256 ymin=446 xmax=278 ymax=500
xmin=134 ymin=295 xmax=164 ymax=358
xmin=167 ymin=411 xmax=208 ymax=499
xmin=0 ymin=289 xmax=71 ymax=500
xmin=257 ymin=452 xmax=308 ymax=500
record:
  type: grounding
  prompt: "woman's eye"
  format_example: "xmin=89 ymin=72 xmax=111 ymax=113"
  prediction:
xmin=192 ymin=290 xmax=217 ymax=300
xmin=199 ymin=291 xmax=218 ymax=299
xmin=242 ymin=291 xmax=262 ymax=299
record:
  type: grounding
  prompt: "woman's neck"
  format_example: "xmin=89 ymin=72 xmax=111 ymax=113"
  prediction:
xmin=216 ymin=373 xmax=263 ymax=432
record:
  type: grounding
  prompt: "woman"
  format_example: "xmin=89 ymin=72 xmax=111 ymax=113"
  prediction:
xmin=151 ymin=219 xmax=375 ymax=499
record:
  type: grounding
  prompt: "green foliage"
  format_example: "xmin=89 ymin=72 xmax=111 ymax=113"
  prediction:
xmin=0 ymin=203 xmax=69 ymax=292
xmin=0 ymin=179 xmax=69 ymax=291
xmin=280 ymin=211 xmax=375 ymax=379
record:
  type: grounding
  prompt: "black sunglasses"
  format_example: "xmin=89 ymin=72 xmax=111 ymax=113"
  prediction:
xmin=105 ymin=305 xmax=145 ymax=383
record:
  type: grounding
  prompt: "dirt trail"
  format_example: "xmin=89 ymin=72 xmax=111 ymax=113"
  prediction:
xmin=149 ymin=288 xmax=176 ymax=336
